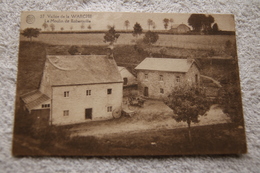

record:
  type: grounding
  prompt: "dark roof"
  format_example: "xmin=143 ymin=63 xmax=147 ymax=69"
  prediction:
xmin=45 ymin=55 xmax=123 ymax=86
xmin=21 ymin=90 xmax=50 ymax=111
xmin=135 ymin=58 xmax=197 ymax=73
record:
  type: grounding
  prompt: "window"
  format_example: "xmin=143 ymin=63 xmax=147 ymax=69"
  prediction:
xmin=63 ymin=110 xmax=69 ymax=116
xmin=107 ymin=106 xmax=112 ymax=112
xmin=176 ymin=76 xmax=180 ymax=83
xmin=159 ymin=75 xmax=163 ymax=81
xmin=86 ymin=90 xmax=91 ymax=96
xmin=160 ymin=88 xmax=164 ymax=94
xmin=123 ymin=77 xmax=128 ymax=85
xmin=145 ymin=73 xmax=148 ymax=79
xmin=64 ymin=91 xmax=69 ymax=97
xmin=107 ymin=88 xmax=112 ymax=95
xmin=42 ymin=104 xmax=50 ymax=108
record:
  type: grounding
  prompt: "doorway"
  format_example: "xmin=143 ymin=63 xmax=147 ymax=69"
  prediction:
xmin=85 ymin=108 xmax=92 ymax=119
xmin=144 ymin=87 xmax=149 ymax=97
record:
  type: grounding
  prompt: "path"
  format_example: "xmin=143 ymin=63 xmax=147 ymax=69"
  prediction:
xmin=70 ymin=100 xmax=231 ymax=138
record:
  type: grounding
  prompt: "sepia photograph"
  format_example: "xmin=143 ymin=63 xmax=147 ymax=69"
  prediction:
xmin=12 ymin=11 xmax=247 ymax=156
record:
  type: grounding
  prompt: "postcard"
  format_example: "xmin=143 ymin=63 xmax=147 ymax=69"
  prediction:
xmin=13 ymin=11 xmax=246 ymax=156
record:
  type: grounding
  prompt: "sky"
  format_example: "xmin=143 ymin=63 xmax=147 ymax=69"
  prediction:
xmin=21 ymin=11 xmax=236 ymax=32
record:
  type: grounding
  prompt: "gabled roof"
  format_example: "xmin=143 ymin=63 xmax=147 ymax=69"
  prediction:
xmin=135 ymin=58 xmax=197 ymax=73
xmin=44 ymin=55 xmax=123 ymax=86
xmin=21 ymin=90 xmax=50 ymax=111
xmin=117 ymin=66 xmax=125 ymax=72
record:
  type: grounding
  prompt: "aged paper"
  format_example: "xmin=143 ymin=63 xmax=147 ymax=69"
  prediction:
xmin=13 ymin=11 xmax=246 ymax=156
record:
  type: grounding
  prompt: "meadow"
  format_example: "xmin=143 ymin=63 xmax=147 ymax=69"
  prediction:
xmin=20 ymin=33 xmax=236 ymax=51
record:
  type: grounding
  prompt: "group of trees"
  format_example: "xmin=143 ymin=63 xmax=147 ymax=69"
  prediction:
xmin=188 ymin=14 xmax=219 ymax=33
xmin=42 ymin=22 xmax=91 ymax=31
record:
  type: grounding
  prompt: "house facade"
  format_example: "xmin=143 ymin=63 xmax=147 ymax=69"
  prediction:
xmin=135 ymin=58 xmax=200 ymax=99
xmin=22 ymin=55 xmax=123 ymax=125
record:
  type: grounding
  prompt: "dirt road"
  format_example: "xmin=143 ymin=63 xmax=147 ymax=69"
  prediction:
xmin=70 ymin=100 xmax=231 ymax=138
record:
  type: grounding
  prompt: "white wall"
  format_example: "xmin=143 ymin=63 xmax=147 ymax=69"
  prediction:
xmin=51 ymin=82 xmax=123 ymax=125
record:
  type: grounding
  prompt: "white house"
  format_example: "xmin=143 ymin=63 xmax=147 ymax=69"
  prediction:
xmin=135 ymin=58 xmax=200 ymax=99
xmin=21 ymin=55 xmax=123 ymax=125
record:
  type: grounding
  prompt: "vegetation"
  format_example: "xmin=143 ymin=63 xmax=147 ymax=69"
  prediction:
xmin=103 ymin=26 xmax=120 ymax=45
xmin=188 ymin=14 xmax=215 ymax=33
xmin=124 ymin=20 xmax=130 ymax=30
xmin=168 ymin=86 xmax=210 ymax=141
xmin=21 ymin=28 xmax=41 ymax=42
xmin=68 ymin=45 xmax=81 ymax=55
xmin=42 ymin=22 xmax=48 ymax=31
xmin=50 ymin=23 xmax=55 ymax=31
xmin=133 ymin=22 xmax=143 ymax=40
xmin=163 ymin=18 xmax=170 ymax=30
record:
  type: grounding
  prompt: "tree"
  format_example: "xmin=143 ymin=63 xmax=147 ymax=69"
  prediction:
xmin=188 ymin=14 xmax=215 ymax=33
xmin=21 ymin=28 xmax=41 ymax=42
xmin=70 ymin=26 xmax=73 ymax=31
xmin=60 ymin=27 xmax=64 ymax=31
xmin=147 ymin=19 xmax=153 ymax=30
xmin=50 ymin=23 xmax=55 ymax=31
xmin=152 ymin=22 xmax=156 ymax=30
xmin=81 ymin=23 xmax=85 ymax=30
xmin=87 ymin=25 xmax=92 ymax=30
xmin=203 ymin=15 xmax=214 ymax=33
xmin=124 ymin=20 xmax=130 ymax=30
xmin=143 ymin=30 xmax=159 ymax=56
xmin=168 ymin=86 xmax=210 ymax=141
xmin=212 ymin=23 xmax=219 ymax=32
xmin=163 ymin=18 xmax=170 ymax=30
xmin=103 ymin=26 xmax=120 ymax=45
xmin=42 ymin=22 xmax=48 ymax=31
xmin=133 ymin=22 xmax=143 ymax=40
xmin=169 ymin=18 xmax=174 ymax=28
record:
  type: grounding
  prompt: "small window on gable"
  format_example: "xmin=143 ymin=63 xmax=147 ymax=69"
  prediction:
xmin=64 ymin=91 xmax=69 ymax=97
xmin=63 ymin=110 xmax=69 ymax=116
xmin=176 ymin=76 xmax=180 ymax=83
xmin=107 ymin=106 xmax=112 ymax=112
xmin=107 ymin=88 xmax=112 ymax=95
xmin=145 ymin=73 xmax=148 ymax=79
xmin=160 ymin=88 xmax=164 ymax=94
xmin=159 ymin=75 xmax=163 ymax=81
xmin=86 ymin=90 xmax=91 ymax=96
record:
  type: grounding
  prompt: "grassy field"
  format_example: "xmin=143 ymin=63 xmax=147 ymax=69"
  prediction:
xmin=20 ymin=33 xmax=236 ymax=51
xmin=13 ymin=123 xmax=247 ymax=156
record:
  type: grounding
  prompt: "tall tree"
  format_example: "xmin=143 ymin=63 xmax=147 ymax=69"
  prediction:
xmin=163 ymin=18 xmax=170 ymax=30
xmin=147 ymin=19 xmax=153 ymax=30
xmin=103 ymin=26 xmax=120 ymax=45
xmin=152 ymin=21 xmax=156 ymax=30
xmin=188 ymin=14 xmax=215 ymax=33
xmin=143 ymin=30 xmax=159 ymax=56
xmin=21 ymin=28 xmax=41 ymax=42
xmin=124 ymin=20 xmax=130 ymax=30
xmin=212 ymin=23 xmax=219 ymax=32
xmin=168 ymin=86 xmax=210 ymax=141
xmin=169 ymin=18 xmax=174 ymax=28
xmin=81 ymin=23 xmax=85 ymax=30
xmin=50 ymin=23 xmax=55 ymax=31
xmin=42 ymin=22 xmax=48 ymax=31
xmin=133 ymin=22 xmax=143 ymax=40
